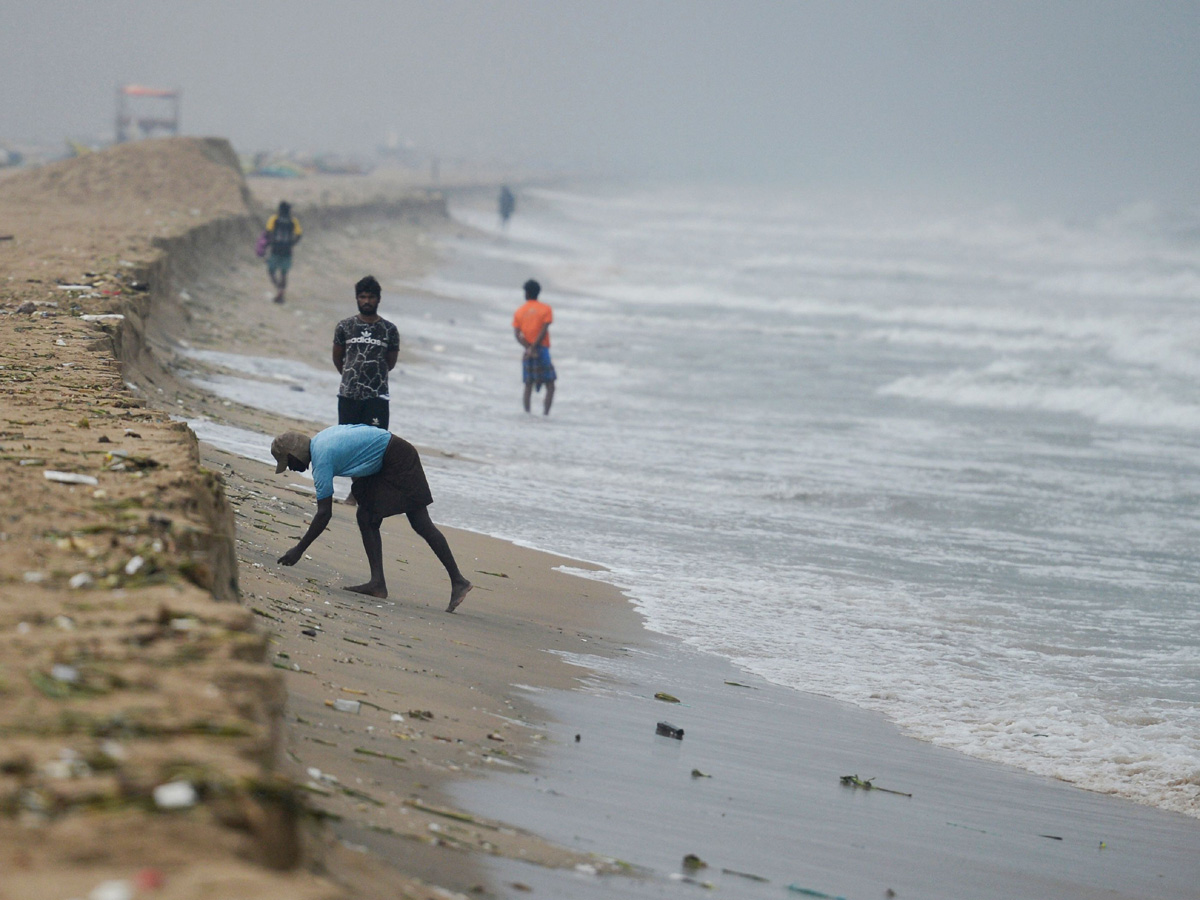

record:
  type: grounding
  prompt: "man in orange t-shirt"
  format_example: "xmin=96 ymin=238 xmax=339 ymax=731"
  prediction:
xmin=512 ymin=279 xmax=556 ymax=415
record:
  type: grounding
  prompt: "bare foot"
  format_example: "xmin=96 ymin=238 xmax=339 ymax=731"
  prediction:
xmin=446 ymin=579 xmax=473 ymax=613
xmin=345 ymin=581 xmax=387 ymax=599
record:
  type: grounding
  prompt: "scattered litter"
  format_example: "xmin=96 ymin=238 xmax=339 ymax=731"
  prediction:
xmin=88 ymin=879 xmax=134 ymax=900
xmin=68 ymin=572 xmax=93 ymax=589
xmin=153 ymin=780 xmax=197 ymax=810
xmin=787 ymin=886 xmax=847 ymax=899
xmin=80 ymin=314 xmax=126 ymax=323
xmin=691 ymin=769 xmax=711 ymax=778
xmin=53 ymin=615 xmax=75 ymax=630
xmin=669 ymin=873 xmax=714 ymax=888
xmin=16 ymin=622 xmax=31 ymax=634
xmin=724 ymin=680 xmax=755 ymax=688
xmin=1038 ymin=834 xmax=1064 ymax=841
xmin=840 ymin=774 xmax=911 ymax=797
xmin=124 ymin=555 xmax=144 ymax=576
xmin=390 ymin=713 xmax=405 ymax=722
xmin=44 ymin=470 xmax=98 ymax=486
xmin=487 ymin=732 xmax=505 ymax=741
xmin=722 ymin=868 xmax=769 ymax=883
xmin=301 ymin=629 xmax=318 ymax=637
xmin=17 ymin=459 xmax=44 ymax=466
xmin=50 ymin=664 xmax=79 ymax=684
xmin=134 ymin=869 xmax=165 ymax=891
xmin=654 ymin=692 xmax=681 ymax=703
xmin=23 ymin=571 xmax=46 ymax=583
xmin=574 ymin=864 xmax=598 ymax=876
xmin=655 ymin=721 xmax=684 ymax=740
xmin=330 ymin=698 xmax=361 ymax=714
xmin=682 ymin=854 xmax=707 ymax=870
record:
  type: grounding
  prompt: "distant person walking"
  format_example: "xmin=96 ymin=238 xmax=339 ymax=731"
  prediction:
xmin=265 ymin=200 xmax=302 ymax=304
xmin=333 ymin=275 xmax=400 ymax=429
xmin=498 ymin=185 xmax=516 ymax=227
xmin=271 ymin=424 xmax=473 ymax=612
xmin=513 ymin=278 xmax=556 ymax=415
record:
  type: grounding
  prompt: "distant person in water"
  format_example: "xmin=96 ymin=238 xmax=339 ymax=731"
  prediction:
xmin=271 ymin=425 xmax=472 ymax=612
xmin=512 ymin=278 xmax=556 ymax=415
xmin=333 ymin=275 xmax=399 ymax=429
xmin=498 ymin=185 xmax=515 ymax=227
xmin=265 ymin=200 xmax=302 ymax=304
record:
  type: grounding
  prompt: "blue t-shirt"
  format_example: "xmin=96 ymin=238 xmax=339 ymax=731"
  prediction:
xmin=309 ymin=424 xmax=393 ymax=500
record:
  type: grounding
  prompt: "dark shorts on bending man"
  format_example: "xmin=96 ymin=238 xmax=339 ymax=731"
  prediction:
xmin=338 ymin=395 xmax=390 ymax=430
xmin=350 ymin=435 xmax=434 ymax=518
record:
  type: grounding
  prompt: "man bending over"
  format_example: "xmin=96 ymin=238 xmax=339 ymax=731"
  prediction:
xmin=271 ymin=424 xmax=472 ymax=612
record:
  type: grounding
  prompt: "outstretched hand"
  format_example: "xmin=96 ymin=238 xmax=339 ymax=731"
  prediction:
xmin=278 ymin=546 xmax=303 ymax=566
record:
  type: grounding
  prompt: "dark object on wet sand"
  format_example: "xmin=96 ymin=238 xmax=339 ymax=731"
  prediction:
xmin=839 ymin=774 xmax=911 ymax=797
xmin=656 ymin=721 xmax=684 ymax=740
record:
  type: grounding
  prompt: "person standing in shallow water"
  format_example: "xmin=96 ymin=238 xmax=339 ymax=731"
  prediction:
xmin=265 ymin=200 xmax=302 ymax=304
xmin=271 ymin=425 xmax=472 ymax=612
xmin=333 ymin=275 xmax=400 ymax=430
xmin=513 ymin=279 xmax=556 ymax=415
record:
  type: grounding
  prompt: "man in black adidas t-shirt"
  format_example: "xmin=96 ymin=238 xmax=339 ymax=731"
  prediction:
xmin=332 ymin=275 xmax=401 ymax=429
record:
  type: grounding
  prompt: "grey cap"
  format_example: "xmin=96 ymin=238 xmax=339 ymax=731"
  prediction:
xmin=271 ymin=431 xmax=310 ymax=474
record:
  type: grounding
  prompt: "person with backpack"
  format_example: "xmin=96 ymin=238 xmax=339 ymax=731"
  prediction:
xmin=264 ymin=200 xmax=302 ymax=304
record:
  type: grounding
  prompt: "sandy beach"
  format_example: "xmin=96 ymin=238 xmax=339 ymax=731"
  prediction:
xmin=2 ymin=137 xmax=1199 ymax=900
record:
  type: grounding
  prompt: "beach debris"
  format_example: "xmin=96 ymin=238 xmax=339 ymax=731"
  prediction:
xmin=408 ymin=709 xmax=435 ymax=720
xmin=88 ymin=880 xmax=134 ymax=900
xmin=22 ymin=571 xmax=46 ymax=583
xmin=1038 ymin=833 xmax=1063 ymax=841
xmin=44 ymin=469 xmax=99 ymax=486
xmin=840 ymin=774 xmax=911 ymax=797
xmin=390 ymin=713 xmax=405 ymax=722
xmin=124 ymin=555 xmax=145 ymax=575
xmin=153 ymin=780 xmax=197 ymax=810
xmin=656 ymin=721 xmax=684 ymax=740
xmin=68 ymin=572 xmax=94 ymax=589
xmin=329 ymin=698 xmax=361 ymax=714
xmin=654 ymin=691 xmax=681 ymax=703
xmin=682 ymin=854 xmax=707 ymax=870
xmin=50 ymin=664 xmax=80 ymax=684
xmin=787 ymin=885 xmax=847 ymax=899
xmin=946 ymin=821 xmax=988 ymax=834
xmin=724 ymin=680 xmax=755 ymax=688
xmin=1098 ymin=841 xmax=1107 ymax=850
xmin=691 ymin=768 xmax=712 ymax=778
xmin=487 ymin=732 xmax=505 ymax=741
xmin=354 ymin=747 xmax=407 ymax=764
xmin=509 ymin=884 xmax=532 ymax=893
xmin=722 ymin=868 xmax=769 ymax=883
xmin=574 ymin=863 xmax=598 ymax=876
xmin=301 ymin=628 xmax=318 ymax=637
xmin=575 ymin=733 xmax=581 ymax=742
xmin=669 ymin=873 xmax=714 ymax=888
xmin=134 ymin=869 xmax=166 ymax=891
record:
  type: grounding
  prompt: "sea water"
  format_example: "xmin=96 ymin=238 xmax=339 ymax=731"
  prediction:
xmin=184 ymin=183 xmax=1200 ymax=818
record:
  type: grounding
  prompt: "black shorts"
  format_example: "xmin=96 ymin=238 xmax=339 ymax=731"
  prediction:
xmin=350 ymin=435 xmax=433 ymax=518
xmin=338 ymin=395 xmax=390 ymax=430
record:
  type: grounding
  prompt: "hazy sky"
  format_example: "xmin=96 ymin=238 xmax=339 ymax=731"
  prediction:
xmin=4 ymin=1 xmax=1199 ymax=207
